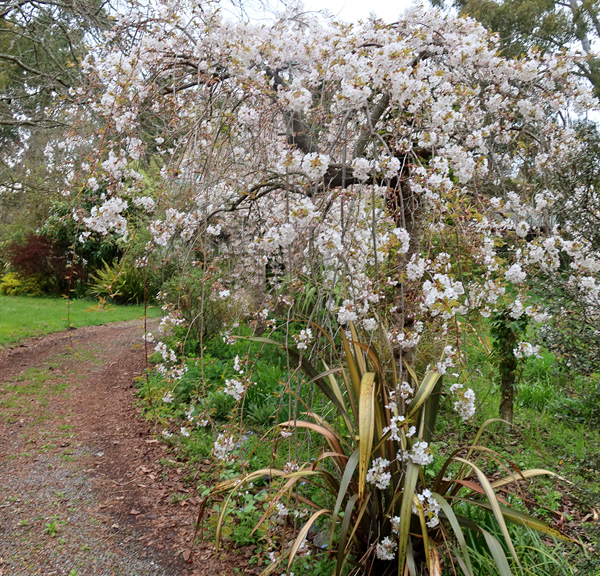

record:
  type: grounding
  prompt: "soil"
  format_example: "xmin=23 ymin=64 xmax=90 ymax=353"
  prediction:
xmin=0 ymin=320 xmax=247 ymax=576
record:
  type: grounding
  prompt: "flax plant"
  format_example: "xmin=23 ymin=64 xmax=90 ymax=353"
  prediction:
xmin=204 ymin=319 xmax=571 ymax=576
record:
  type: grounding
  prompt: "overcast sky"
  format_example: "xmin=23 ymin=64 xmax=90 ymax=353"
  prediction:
xmin=300 ymin=0 xmax=415 ymax=23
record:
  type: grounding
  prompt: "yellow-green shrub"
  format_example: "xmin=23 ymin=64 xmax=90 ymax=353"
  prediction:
xmin=0 ymin=272 xmax=44 ymax=296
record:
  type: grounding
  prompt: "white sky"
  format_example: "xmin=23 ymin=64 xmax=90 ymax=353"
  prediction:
xmin=301 ymin=0 xmax=415 ymax=23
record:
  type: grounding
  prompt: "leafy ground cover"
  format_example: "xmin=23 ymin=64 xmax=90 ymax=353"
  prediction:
xmin=0 ymin=295 xmax=161 ymax=347
xmin=139 ymin=320 xmax=600 ymax=576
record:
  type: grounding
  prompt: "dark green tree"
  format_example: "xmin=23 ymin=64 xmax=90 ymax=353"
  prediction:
xmin=0 ymin=0 xmax=110 ymax=133
xmin=0 ymin=0 xmax=112 ymax=257
xmin=434 ymin=0 xmax=600 ymax=95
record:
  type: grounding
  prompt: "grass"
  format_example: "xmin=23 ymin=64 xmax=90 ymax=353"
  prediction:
xmin=0 ymin=294 xmax=161 ymax=347
xmin=0 ymin=366 xmax=70 ymax=423
xmin=438 ymin=342 xmax=600 ymax=573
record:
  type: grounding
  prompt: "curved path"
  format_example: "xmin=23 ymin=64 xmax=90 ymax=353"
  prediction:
xmin=0 ymin=321 xmax=241 ymax=576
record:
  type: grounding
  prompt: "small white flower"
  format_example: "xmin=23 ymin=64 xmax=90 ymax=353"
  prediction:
xmin=392 ymin=227 xmax=410 ymax=254
xmin=213 ymin=433 xmax=235 ymax=461
xmin=363 ymin=317 xmax=378 ymax=332
xmin=415 ymin=490 xmax=441 ymax=528
xmin=180 ymin=427 xmax=190 ymax=437
xmin=222 ymin=333 xmax=236 ymax=345
xmin=513 ymin=342 xmax=542 ymax=359
xmin=450 ymin=384 xmax=476 ymax=420
xmin=293 ymin=328 xmax=313 ymax=350
xmin=223 ymin=378 xmax=245 ymax=401
xmin=410 ymin=441 xmax=433 ymax=466
xmin=505 ymin=263 xmax=526 ymax=284
xmin=366 ymin=457 xmax=391 ymax=490
xmin=337 ymin=300 xmax=358 ymax=325
xmin=382 ymin=415 xmax=406 ymax=441
xmin=375 ymin=536 xmax=397 ymax=561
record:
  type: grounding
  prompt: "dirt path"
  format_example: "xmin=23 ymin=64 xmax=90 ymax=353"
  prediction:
xmin=0 ymin=321 xmax=238 ymax=576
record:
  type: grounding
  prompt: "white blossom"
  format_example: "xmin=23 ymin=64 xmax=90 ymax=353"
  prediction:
xmin=410 ymin=441 xmax=433 ymax=466
xmin=375 ymin=537 xmax=397 ymax=561
xmin=213 ymin=433 xmax=235 ymax=461
xmin=224 ymin=378 xmax=245 ymax=401
xmin=513 ymin=342 xmax=542 ymax=359
xmin=366 ymin=457 xmax=391 ymax=490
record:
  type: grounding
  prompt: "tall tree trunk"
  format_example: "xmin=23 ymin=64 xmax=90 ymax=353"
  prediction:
xmin=492 ymin=310 xmax=523 ymax=427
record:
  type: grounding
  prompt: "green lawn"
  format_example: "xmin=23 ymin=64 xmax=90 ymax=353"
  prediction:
xmin=0 ymin=295 xmax=161 ymax=347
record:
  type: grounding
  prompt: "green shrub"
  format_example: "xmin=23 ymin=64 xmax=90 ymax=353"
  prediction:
xmin=88 ymin=260 xmax=145 ymax=304
xmin=208 ymin=391 xmax=236 ymax=422
xmin=245 ymin=398 xmax=278 ymax=426
xmin=206 ymin=321 xmax=571 ymax=576
xmin=163 ymin=268 xmax=228 ymax=349
xmin=0 ymin=272 xmax=44 ymax=296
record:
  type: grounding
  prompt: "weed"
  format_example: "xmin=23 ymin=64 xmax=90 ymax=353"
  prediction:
xmin=44 ymin=521 xmax=59 ymax=537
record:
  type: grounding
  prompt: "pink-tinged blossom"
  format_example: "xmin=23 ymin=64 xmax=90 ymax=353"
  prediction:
xmin=213 ymin=433 xmax=235 ymax=461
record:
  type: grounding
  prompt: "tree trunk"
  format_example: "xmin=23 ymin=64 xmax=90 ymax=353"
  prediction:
xmin=491 ymin=310 xmax=523 ymax=427
xmin=499 ymin=374 xmax=515 ymax=424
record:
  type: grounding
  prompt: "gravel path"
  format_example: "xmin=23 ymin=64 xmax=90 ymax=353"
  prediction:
xmin=0 ymin=321 xmax=237 ymax=576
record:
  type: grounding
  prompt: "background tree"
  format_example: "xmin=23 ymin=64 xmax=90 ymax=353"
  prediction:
xmin=433 ymin=0 xmax=600 ymax=96
xmin=0 ymin=0 xmax=112 ymax=269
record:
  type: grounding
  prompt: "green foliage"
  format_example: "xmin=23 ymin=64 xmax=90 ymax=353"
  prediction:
xmin=163 ymin=268 xmax=229 ymax=348
xmin=44 ymin=521 xmax=59 ymax=537
xmin=246 ymin=399 xmax=278 ymax=426
xmin=41 ymin=196 xmax=123 ymax=275
xmin=491 ymin=310 xmax=528 ymax=423
xmin=160 ymin=322 xmax=289 ymax=416
xmin=461 ymin=506 xmax=577 ymax=576
xmin=0 ymin=272 xmax=44 ymax=296
xmin=88 ymin=260 xmax=145 ymax=304
xmin=205 ymin=321 xmax=566 ymax=576
xmin=208 ymin=392 xmax=237 ymax=422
